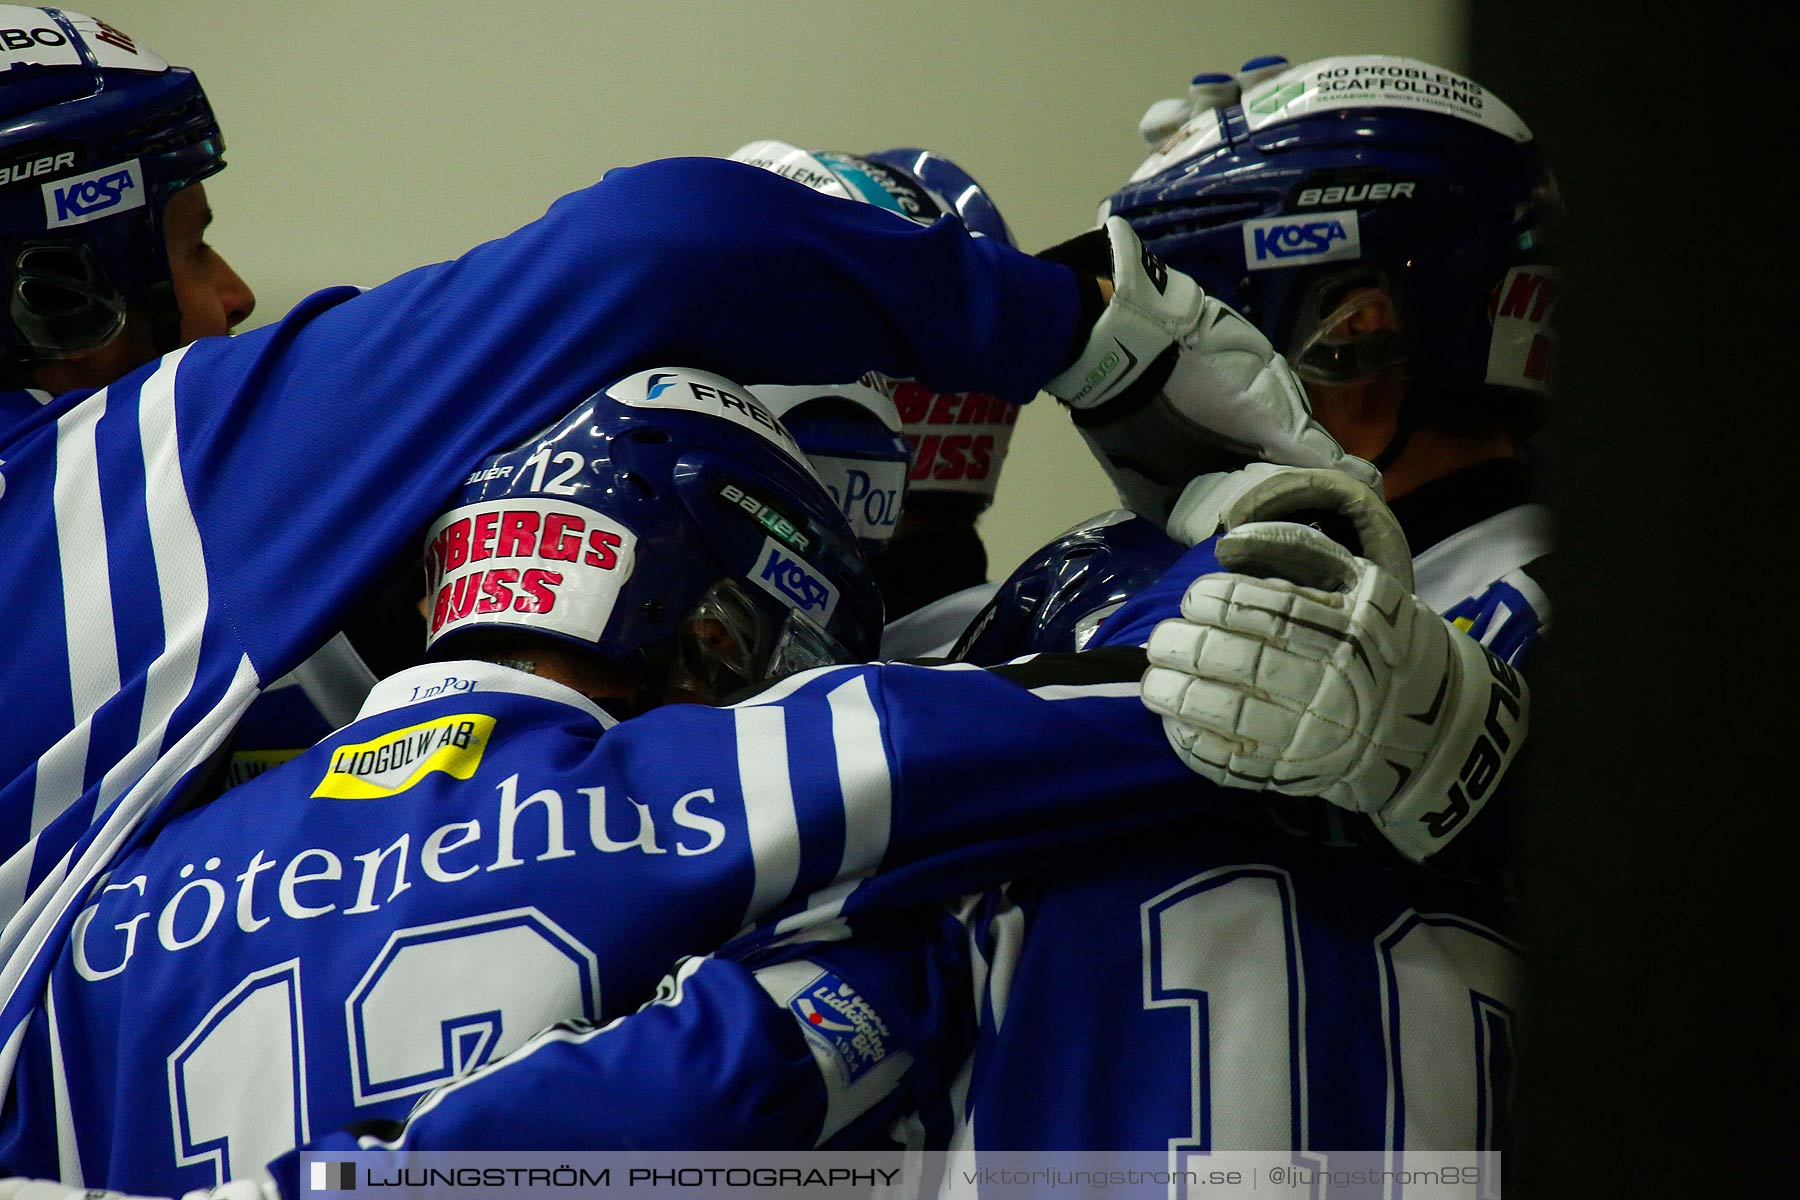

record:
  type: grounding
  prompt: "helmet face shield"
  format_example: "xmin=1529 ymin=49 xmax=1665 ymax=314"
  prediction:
xmin=1287 ymin=267 xmax=1407 ymax=386
xmin=666 ymin=578 xmax=775 ymax=705
xmin=664 ymin=579 xmax=850 ymax=705
xmin=765 ymin=606 xmax=852 ymax=678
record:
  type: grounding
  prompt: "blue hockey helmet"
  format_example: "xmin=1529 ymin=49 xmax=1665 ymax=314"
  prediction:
xmin=952 ymin=510 xmax=1184 ymax=666
xmin=1105 ymin=55 xmax=1560 ymax=433
xmin=728 ymin=140 xmax=1014 ymax=244
xmin=747 ymin=375 xmax=910 ymax=556
xmin=424 ymin=368 xmax=883 ymax=709
xmin=1 ymin=7 xmax=227 ymax=366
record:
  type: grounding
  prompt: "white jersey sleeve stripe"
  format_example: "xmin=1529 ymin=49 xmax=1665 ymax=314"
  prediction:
xmin=45 ymin=981 xmax=81 ymax=1183
xmin=0 ymin=653 xmax=260 ymax=1085
xmin=826 ymin=676 xmax=891 ymax=878
xmin=771 ymin=876 xmax=864 ymax=937
xmin=106 ymin=350 xmax=215 ymax=819
xmin=0 ymin=847 xmax=31 ymax=935
xmin=0 ymin=838 xmax=73 ymax=969
xmin=733 ymin=706 xmax=802 ymax=925
xmin=1025 ymin=682 xmax=1142 ymax=702
xmin=984 ymin=894 xmax=1025 ymax=1030
xmin=51 ymin=389 xmax=122 ymax=719
xmin=35 ymin=392 xmax=122 ymax=838
xmin=0 ymin=1022 xmax=23 ymax=1128
xmin=27 ymin=736 xmax=91 ymax=844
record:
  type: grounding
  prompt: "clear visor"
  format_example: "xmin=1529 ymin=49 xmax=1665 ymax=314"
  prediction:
xmin=1286 ymin=269 xmax=1408 ymax=386
xmin=664 ymin=579 xmax=851 ymax=704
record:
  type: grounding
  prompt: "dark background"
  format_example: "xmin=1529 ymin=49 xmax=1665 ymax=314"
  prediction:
xmin=1472 ymin=6 xmax=1796 ymax=1192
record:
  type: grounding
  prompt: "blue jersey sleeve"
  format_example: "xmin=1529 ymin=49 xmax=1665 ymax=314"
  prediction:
xmin=259 ymin=906 xmax=970 ymax=1179
xmin=0 ymin=156 xmax=1084 ymax=939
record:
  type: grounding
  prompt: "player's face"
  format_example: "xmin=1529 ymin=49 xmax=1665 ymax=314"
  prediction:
xmin=163 ymin=183 xmax=256 ymax=341
xmin=29 ymin=184 xmax=257 ymax=393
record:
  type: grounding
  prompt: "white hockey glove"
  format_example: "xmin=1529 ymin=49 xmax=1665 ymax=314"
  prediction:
xmin=0 ymin=1180 xmax=276 ymax=1200
xmin=1166 ymin=461 xmax=1414 ymax=590
xmin=1141 ymin=522 xmax=1528 ymax=861
xmin=1043 ymin=216 xmax=1378 ymax=523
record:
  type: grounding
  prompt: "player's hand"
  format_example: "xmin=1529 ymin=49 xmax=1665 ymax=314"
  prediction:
xmin=0 ymin=1178 xmax=278 ymax=1200
xmin=1140 ymin=522 xmax=1528 ymax=861
xmin=1043 ymin=217 xmax=1377 ymax=522
xmin=1166 ymin=462 xmax=1412 ymax=588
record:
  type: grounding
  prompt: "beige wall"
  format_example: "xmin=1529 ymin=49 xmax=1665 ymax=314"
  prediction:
xmin=100 ymin=0 xmax=1466 ymax=578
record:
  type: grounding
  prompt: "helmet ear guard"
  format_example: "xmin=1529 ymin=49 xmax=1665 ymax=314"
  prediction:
xmin=7 ymin=240 xmax=127 ymax=355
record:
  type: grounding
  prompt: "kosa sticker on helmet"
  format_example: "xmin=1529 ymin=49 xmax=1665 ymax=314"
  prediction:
xmin=423 ymin=498 xmax=638 ymax=647
xmin=1242 ymin=56 xmax=1531 ymax=144
xmin=749 ymin=536 xmax=840 ymax=623
xmin=1242 ymin=210 xmax=1361 ymax=272
xmin=42 ymin=159 xmax=145 ymax=230
xmin=605 ymin=368 xmax=808 ymax=465
xmin=1486 ymin=266 xmax=1561 ymax=395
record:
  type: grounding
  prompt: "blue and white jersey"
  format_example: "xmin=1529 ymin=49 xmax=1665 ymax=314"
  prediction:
xmin=1416 ymin=503 xmax=1552 ymax=668
xmin=0 ymin=644 xmax=1211 ymax=1187
xmin=953 ymin=832 xmax=1520 ymax=1172
xmin=0 ymin=156 xmax=1089 ymax=1091
xmin=945 ymin=494 xmax=1549 ymax=1185
xmin=261 ymin=901 xmax=975 ymax=1196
